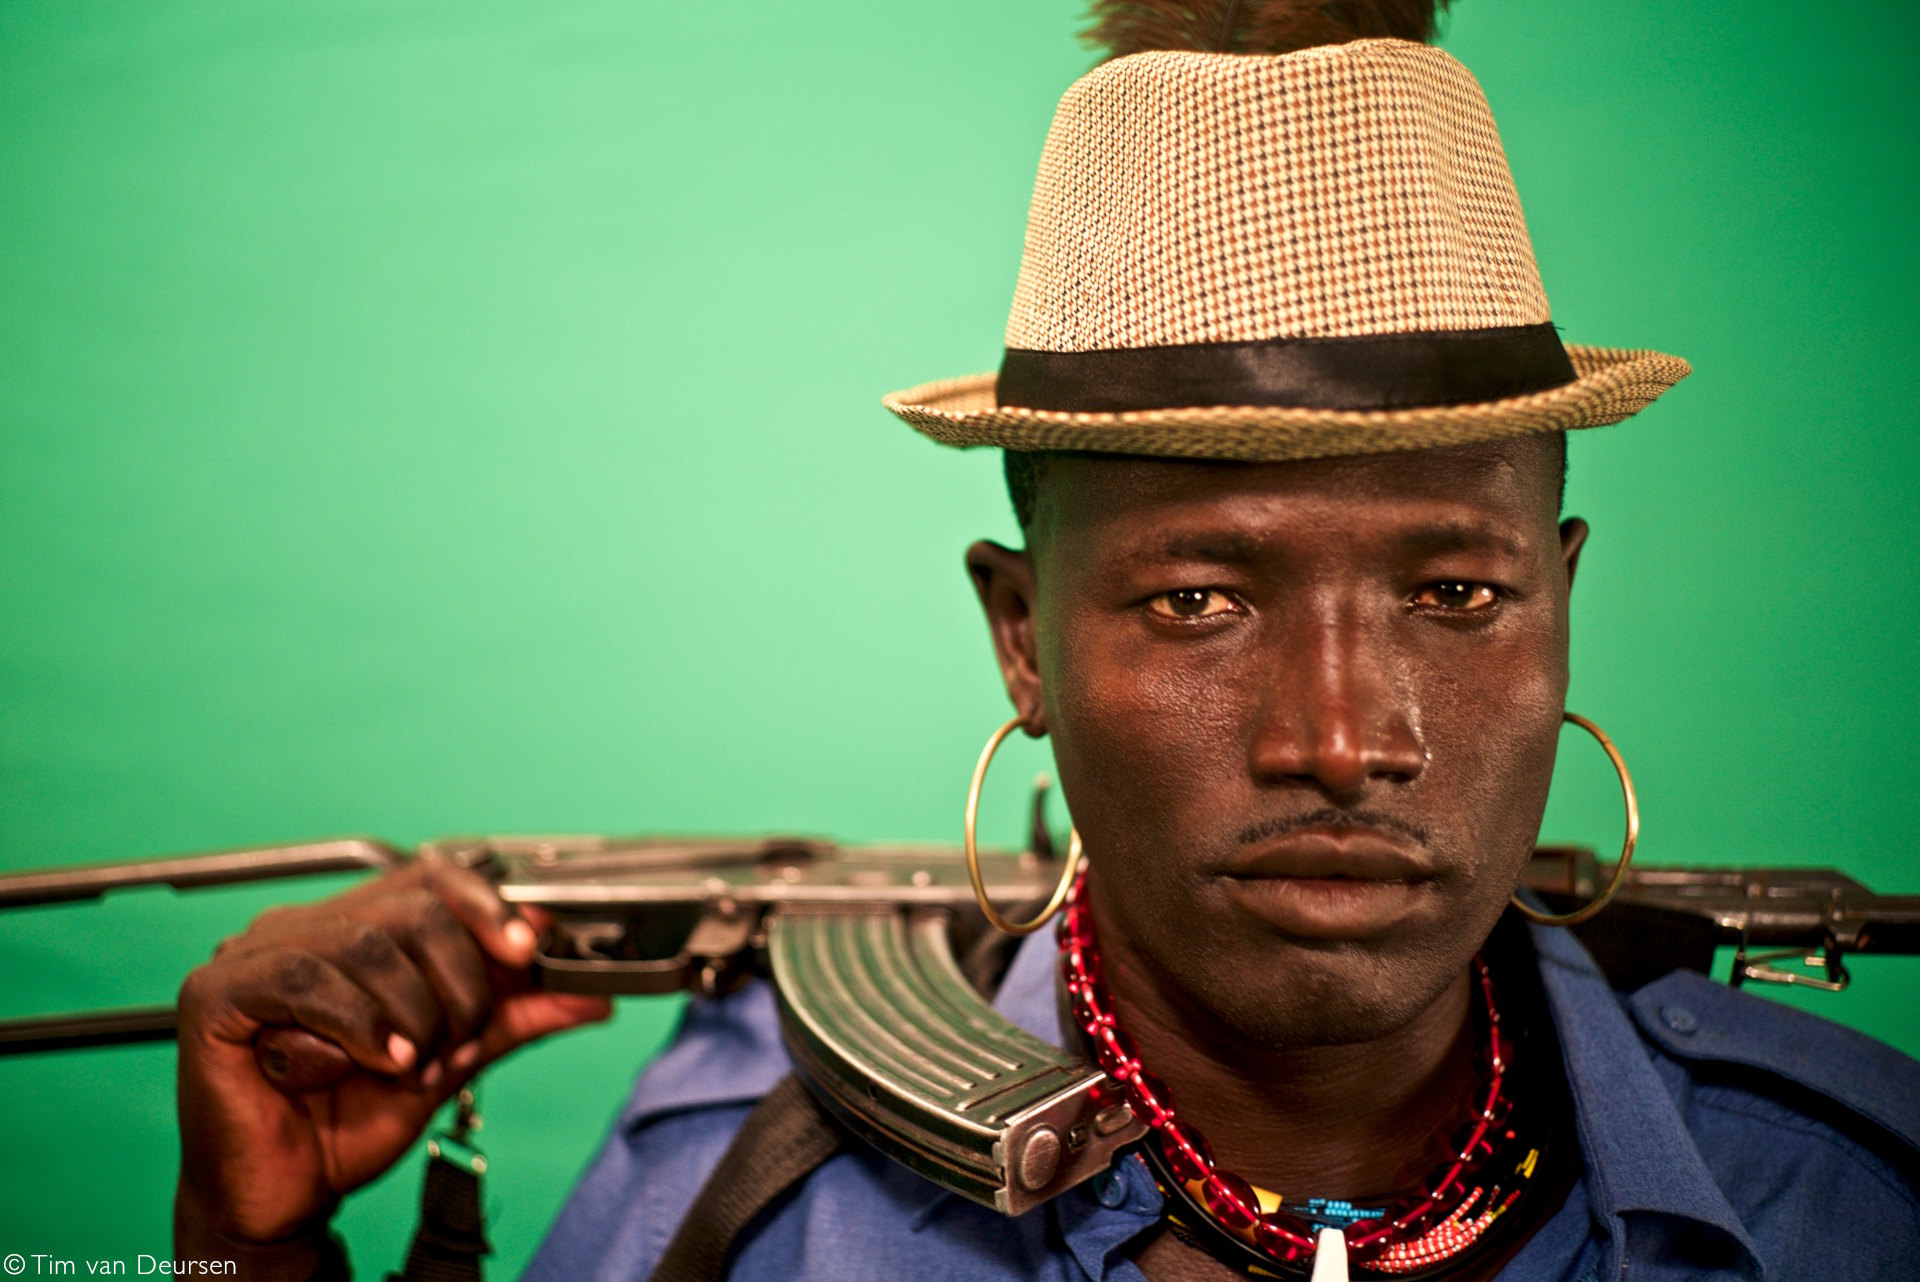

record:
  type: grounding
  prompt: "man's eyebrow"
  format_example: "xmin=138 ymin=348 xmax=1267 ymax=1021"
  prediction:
xmin=1137 ymin=524 xmax=1525 ymax=561
xmin=1397 ymin=522 xmax=1526 ymax=557
xmin=1140 ymin=531 xmax=1270 ymax=562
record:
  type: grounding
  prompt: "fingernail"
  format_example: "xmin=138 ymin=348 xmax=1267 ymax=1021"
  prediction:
xmin=451 ymin=1040 xmax=482 ymax=1071
xmin=504 ymin=919 xmax=537 ymax=955
xmin=388 ymin=1033 xmax=417 ymax=1069
xmin=421 ymin=1059 xmax=444 ymax=1089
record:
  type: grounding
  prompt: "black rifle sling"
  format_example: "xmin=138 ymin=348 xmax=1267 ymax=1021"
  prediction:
xmin=644 ymin=1073 xmax=845 ymax=1282
xmin=645 ymin=925 xmax=1027 ymax=1282
xmin=390 ymin=1154 xmax=489 ymax=1282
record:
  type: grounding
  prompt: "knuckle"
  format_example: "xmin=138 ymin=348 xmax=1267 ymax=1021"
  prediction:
xmin=344 ymin=920 xmax=401 ymax=970
xmin=176 ymin=965 xmax=216 ymax=1011
xmin=176 ymin=962 xmax=250 ymax=1033
xmin=275 ymin=951 xmax=327 ymax=996
xmin=415 ymin=893 xmax=467 ymax=940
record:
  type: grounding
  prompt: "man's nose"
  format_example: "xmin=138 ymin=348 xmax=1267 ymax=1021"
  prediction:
xmin=1248 ymin=612 xmax=1426 ymax=795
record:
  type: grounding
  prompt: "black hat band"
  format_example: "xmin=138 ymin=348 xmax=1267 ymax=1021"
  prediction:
xmin=996 ymin=323 xmax=1576 ymax=414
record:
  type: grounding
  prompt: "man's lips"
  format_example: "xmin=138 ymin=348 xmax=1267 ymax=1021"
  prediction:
xmin=1221 ymin=827 xmax=1434 ymax=938
xmin=1228 ymin=828 xmax=1433 ymax=882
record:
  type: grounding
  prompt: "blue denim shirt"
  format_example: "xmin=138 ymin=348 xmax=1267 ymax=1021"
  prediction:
xmin=525 ymin=923 xmax=1920 ymax=1281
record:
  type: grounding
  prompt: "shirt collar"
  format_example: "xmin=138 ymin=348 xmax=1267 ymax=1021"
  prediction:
xmin=995 ymin=920 xmax=1072 ymax=1044
xmin=1531 ymin=920 xmax=1766 ymax=1277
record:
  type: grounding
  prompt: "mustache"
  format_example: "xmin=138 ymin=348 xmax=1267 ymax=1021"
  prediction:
xmin=1234 ymin=807 xmax=1431 ymax=848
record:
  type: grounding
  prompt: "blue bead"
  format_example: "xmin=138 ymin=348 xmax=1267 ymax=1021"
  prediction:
xmin=1300 ymin=1196 xmax=1384 ymax=1226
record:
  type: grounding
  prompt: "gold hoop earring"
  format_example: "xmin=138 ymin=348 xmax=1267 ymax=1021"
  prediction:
xmin=965 ymin=716 xmax=1085 ymax=934
xmin=1513 ymin=712 xmax=1639 ymax=927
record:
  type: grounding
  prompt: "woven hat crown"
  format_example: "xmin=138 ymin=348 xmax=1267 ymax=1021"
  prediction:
xmin=1010 ymin=40 xmax=1546 ymax=353
xmin=882 ymin=37 xmax=1688 ymax=461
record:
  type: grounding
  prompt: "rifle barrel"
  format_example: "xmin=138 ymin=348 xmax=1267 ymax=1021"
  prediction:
xmin=0 ymin=838 xmax=407 ymax=909
xmin=0 ymin=1006 xmax=177 ymax=1054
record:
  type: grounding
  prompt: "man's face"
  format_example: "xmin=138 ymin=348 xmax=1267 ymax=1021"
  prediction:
xmin=969 ymin=435 xmax=1585 ymax=1049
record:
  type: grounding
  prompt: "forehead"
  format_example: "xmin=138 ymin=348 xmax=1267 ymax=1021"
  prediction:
xmin=1029 ymin=436 xmax=1563 ymax=560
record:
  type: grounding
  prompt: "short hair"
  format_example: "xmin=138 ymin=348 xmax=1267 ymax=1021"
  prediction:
xmin=1003 ymin=438 xmax=1569 ymax=534
xmin=1003 ymin=449 xmax=1052 ymax=534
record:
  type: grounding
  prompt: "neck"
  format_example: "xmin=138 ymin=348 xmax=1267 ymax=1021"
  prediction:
xmin=1091 ymin=928 xmax=1479 ymax=1198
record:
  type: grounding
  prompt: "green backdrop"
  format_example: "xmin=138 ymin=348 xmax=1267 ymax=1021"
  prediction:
xmin=2 ymin=0 xmax=1915 ymax=1275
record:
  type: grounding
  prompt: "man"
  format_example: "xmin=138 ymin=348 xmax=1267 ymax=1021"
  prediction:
xmin=172 ymin=5 xmax=1920 ymax=1280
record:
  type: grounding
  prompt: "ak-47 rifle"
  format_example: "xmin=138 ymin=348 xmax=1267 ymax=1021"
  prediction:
xmin=1 ymin=826 xmax=1915 ymax=1215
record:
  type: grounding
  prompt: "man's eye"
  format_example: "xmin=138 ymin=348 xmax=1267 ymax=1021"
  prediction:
xmin=1412 ymin=581 xmax=1499 ymax=612
xmin=1147 ymin=588 xmax=1236 ymax=620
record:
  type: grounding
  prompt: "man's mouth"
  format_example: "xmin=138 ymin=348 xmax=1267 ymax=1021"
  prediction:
xmin=1230 ymin=827 xmax=1432 ymax=881
xmin=1220 ymin=823 xmax=1435 ymax=938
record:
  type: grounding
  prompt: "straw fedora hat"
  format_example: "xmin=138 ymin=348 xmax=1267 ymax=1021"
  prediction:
xmin=884 ymin=38 xmax=1688 ymax=461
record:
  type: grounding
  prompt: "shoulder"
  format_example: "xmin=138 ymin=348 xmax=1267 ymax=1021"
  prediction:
xmin=624 ymin=977 xmax=794 ymax=1122
xmin=1625 ymin=969 xmax=1920 ymax=1160
xmin=524 ymin=981 xmax=792 ymax=1282
xmin=1626 ymin=970 xmax=1920 ymax=1272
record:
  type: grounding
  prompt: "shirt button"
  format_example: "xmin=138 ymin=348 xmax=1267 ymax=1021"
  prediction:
xmin=1662 ymin=1004 xmax=1699 ymax=1034
xmin=1090 ymin=1168 xmax=1129 ymax=1208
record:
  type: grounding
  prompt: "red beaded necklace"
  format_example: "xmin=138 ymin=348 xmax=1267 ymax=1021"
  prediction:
xmin=1056 ymin=869 xmax=1540 ymax=1278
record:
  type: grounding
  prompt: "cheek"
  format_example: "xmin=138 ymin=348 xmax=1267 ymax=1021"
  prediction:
xmin=1415 ymin=629 xmax=1565 ymax=885
xmin=1035 ymin=610 xmax=1254 ymax=873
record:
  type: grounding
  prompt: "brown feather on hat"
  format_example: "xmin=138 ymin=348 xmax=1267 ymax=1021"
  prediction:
xmin=884 ymin=5 xmax=1688 ymax=463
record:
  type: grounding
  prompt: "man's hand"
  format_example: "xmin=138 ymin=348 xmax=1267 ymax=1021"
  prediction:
xmin=173 ymin=851 xmax=611 ymax=1258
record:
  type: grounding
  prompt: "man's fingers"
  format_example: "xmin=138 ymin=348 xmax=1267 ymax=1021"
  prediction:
xmin=462 ymin=992 xmax=612 ymax=1077
xmin=383 ymin=890 xmax=495 ymax=1053
xmin=255 ymin=1026 xmax=356 ymax=1092
xmin=414 ymin=851 xmax=538 ymax=968
xmin=203 ymin=947 xmax=417 ymax=1078
xmin=318 ymin=913 xmax=449 ymax=1062
xmin=188 ymin=855 xmax=570 ymax=1096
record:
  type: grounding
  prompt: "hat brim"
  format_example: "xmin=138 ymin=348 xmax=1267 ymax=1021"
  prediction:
xmin=883 ymin=344 xmax=1689 ymax=462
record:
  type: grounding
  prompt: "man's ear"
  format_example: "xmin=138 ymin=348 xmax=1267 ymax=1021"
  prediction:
xmin=1559 ymin=517 xmax=1590 ymax=594
xmin=965 ymin=540 xmax=1047 ymax=735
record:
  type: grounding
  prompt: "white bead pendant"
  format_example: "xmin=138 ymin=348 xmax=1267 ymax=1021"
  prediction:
xmin=1308 ymin=1227 xmax=1349 ymax=1282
